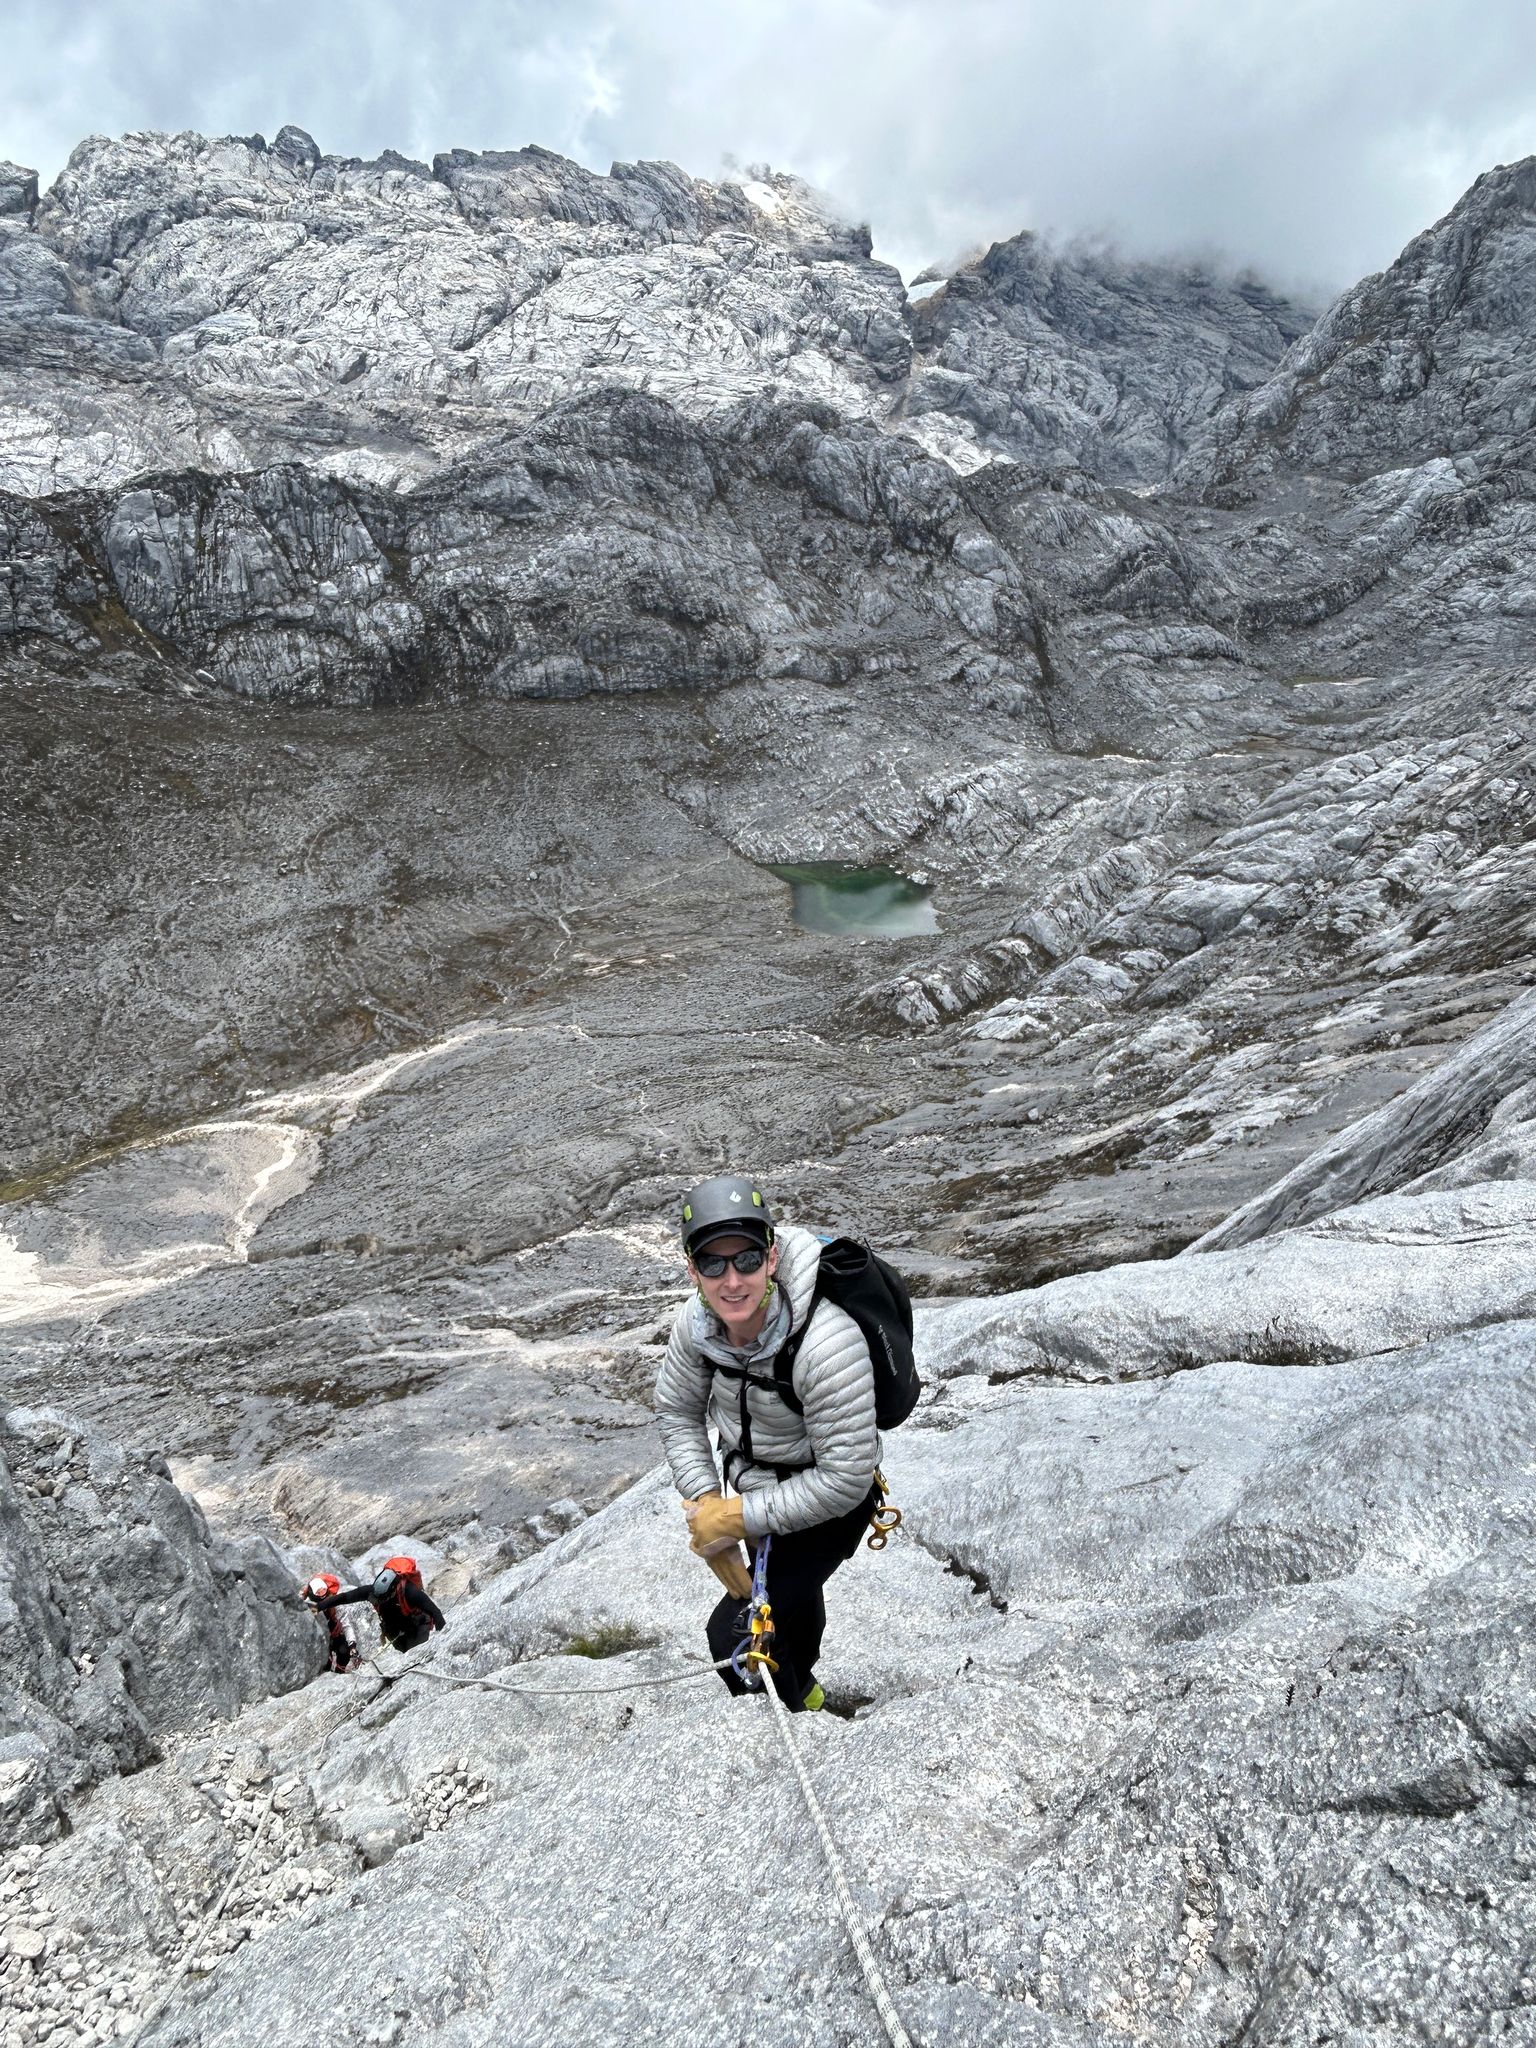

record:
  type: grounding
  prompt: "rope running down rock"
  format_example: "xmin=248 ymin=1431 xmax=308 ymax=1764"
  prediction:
xmin=128 ymin=1774 xmax=280 ymax=2046
xmin=127 ymin=1672 xmax=391 ymax=2045
xmin=387 ymin=1635 xmax=917 ymax=2041
xmin=759 ymin=1673 xmax=915 ymax=2048
xmin=740 ymin=1535 xmax=916 ymax=2048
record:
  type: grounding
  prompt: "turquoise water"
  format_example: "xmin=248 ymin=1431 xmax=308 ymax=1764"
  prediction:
xmin=768 ymin=863 xmax=937 ymax=937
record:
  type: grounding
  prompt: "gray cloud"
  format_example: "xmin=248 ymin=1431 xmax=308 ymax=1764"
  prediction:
xmin=4 ymin=0 xmax=1534 ymax=300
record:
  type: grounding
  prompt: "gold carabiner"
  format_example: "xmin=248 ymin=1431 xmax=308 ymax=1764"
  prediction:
xmin=745 ymin=1598 xmax=778 ymax=1673
xmin=866 ymin=1467 xmax=904 ymax=1551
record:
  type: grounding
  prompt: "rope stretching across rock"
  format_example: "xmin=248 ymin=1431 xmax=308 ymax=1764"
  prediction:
xmin=128 ymin=1604 xmax=914 ymax=2045
xmin=366 ymin=1649 xmax=740 ymax=1697
xmin=739 ymin=1534 xmax=916 ymax=2048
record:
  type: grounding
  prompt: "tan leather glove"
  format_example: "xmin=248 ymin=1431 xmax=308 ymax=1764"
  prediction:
xmin=684 ymin=1492 xmax=746 ymax=1552
xmin=683 ymin=1495 xmax=753 ymax=1600
xmin=706 ymin=1550 xmax=754 ymax=1601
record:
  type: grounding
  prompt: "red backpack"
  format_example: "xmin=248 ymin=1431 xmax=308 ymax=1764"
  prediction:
xmin=379 ymin=1555 xmax=423 ymax=1605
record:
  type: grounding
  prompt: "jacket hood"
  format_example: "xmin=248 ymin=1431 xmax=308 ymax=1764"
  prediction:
xmin=773 ymin=1222 xmax=823 ymax=1332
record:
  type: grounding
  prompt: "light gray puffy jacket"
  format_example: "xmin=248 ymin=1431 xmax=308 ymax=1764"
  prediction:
xmin=655 ymin=1222 xmax=879 ymax=1540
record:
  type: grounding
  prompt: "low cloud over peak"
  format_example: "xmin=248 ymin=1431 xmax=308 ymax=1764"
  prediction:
xmin=5 ymin=0 xmax=1534 ymax=301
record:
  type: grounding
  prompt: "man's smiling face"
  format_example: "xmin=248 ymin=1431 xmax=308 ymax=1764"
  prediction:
xmin=688 ymin=1232 xmax=779 ymax=1337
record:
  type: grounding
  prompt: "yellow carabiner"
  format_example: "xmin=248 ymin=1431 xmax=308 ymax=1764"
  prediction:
xmin=746 ymin=1599 xmax=778 ymax=1673
xmin=866 ymin=1470 xmax=904 ymax=1550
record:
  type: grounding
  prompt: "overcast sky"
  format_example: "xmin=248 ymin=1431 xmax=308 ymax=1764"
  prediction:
xmin=4 ymin=0 xmax=1534 ymax=300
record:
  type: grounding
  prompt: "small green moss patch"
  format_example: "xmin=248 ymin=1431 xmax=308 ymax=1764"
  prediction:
xmin=564 ymin=1622 xmax=658 ymax=1660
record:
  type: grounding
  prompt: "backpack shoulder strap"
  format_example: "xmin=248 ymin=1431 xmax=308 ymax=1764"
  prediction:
xmin=769 ymin=1291 xmax=818 ymax=1417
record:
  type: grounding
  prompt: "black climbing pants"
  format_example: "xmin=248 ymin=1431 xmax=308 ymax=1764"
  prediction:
xmin=705 ymin=1485 xmax=877 ymax=1710
xmin=383 ymin=1615 xmax=435 ymax=1653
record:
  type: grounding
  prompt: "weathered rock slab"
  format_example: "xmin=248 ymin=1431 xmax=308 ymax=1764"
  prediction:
xmin=0 ymin=1405 xmax=320 ymax=1846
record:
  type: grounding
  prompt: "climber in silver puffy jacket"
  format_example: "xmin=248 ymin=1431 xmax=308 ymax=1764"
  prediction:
xmin=655 ymin=1174 xmax=881 ymax=1711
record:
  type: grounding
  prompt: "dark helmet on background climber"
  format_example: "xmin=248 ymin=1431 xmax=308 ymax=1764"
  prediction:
xmin=372 ymin=1567 xmax=399 ymax=1601
xmin=680 ymin=1176 xmax=775 ymax=1257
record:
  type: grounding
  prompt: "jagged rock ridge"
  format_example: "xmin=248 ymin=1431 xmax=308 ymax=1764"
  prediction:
xmin=0 ymin=126 xmax=904 ymax=497
xmin=906 ymin=230 xmax=1314 ymax=482
xmin=0 ymin=124 xmax=1316 ymax=712
xmin=4 ymin=389 xmax=1038 ymax=704
xmin=0 ymin=124 xmax=1311 ymax=505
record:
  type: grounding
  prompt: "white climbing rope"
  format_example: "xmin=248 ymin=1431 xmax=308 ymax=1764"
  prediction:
xmin=364 ymin=1649 xmax=739 ymax=1697
xmin=129 ymin=1783 xmax=280 ymax=2045
xmin=128 ymin=1682 xmax=378 ymax=2045
xmin=391 ymin=1642 xmax=914 ymax=2042
xmin=759 ymin=1674 xmax=916 ymax=2048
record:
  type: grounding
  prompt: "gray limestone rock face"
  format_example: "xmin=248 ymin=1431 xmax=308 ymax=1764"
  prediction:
xmin=1195 ymin=984 xmax=1536 ymax=1248
xmin=1191 ymin=156 xmax=1536 ymax=491
xmin=924 ymin=1180 xmax=1536 ymax=1386
xmin=2 ymin=128 xmax=907 ymax=499
xmin=1165 ymin=157 xmax=1536 ymax=677
xmin=908 ymin=231 xmax=1313 ymax=483
xmin=0 ymin=1406 xmax=321 ymax=1848
xmin=858 ymin=673 xmax=1536 ymax=1085
xmin=1 ymin=388 xmax=1038 ymax=706
xmin=12 ymin=1297 xmax=1531 ymax=2047
xmin=4 ymin=125 xmax=1536 ymax=2048
xmin=0 ymin=162 xmax=38 ymax=220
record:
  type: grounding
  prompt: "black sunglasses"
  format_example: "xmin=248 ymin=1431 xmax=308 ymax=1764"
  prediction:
xmin=692 ymin=1246 xmax=768 ymax=1278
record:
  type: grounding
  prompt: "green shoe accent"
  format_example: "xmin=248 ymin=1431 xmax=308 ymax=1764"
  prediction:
xmin=800 ymin=1681 xmax=826 ymax=1712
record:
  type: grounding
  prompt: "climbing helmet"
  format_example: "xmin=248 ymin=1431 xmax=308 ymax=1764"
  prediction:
xmin=680 ymin=1175 xmax=774 ymax=1257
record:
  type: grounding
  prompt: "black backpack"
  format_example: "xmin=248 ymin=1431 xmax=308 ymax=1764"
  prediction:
xmin=716 ymin=1236 xmax=922 ymax=1478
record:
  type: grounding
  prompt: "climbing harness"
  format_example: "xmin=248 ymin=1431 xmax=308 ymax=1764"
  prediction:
xmin=735 ymin=1534 xmax=915 ymax=2048
xmin=867 ymin=1467 xmax=904 ymax=1551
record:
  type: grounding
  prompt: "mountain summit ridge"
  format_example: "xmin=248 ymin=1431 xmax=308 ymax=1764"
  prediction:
xmin=2 ymin=122 xmax=1321 ymax=502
